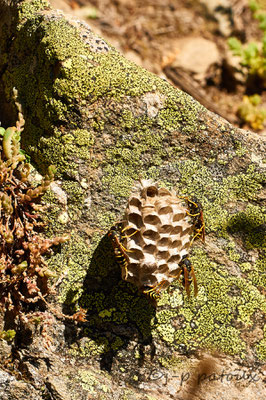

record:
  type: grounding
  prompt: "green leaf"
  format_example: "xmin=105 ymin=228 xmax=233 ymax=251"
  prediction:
xmin=249 ymin=0 xmax=260 ymax=13
xmin=249 ymin=94 xmax=261 ymax=106
xmin=256 ymin=12 xmax=266 ymax=31
xmin=19 ymin=149 xmax=31 ymax=163
xmin=243 ymin=42 xmax=259 ymax=63
xmin=227 ymin=37 xmax=243 ymax=56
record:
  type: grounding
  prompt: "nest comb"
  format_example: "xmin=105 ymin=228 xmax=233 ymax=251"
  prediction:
xmin=121 ymin=179 xmax=194 ymax=293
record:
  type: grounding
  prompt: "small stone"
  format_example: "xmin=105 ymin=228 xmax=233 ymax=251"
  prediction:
xmin=171 ymin=37 xmax=221 ymax=82
xmin=80 ymin=178 xmax=88 ymax=189
xmin=50 ymin=182 xmax=68 ymax=205
xmin=200 ymin=0 xmax=234 ymax=36
xmin=58 ymin=211 xmax=69 ymax=224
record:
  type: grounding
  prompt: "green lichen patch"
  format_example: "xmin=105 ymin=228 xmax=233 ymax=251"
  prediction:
xmin=4 ymin=0 xmax=265 ymax=374
xmin=249 ymin=257 xmax=266 ymax=288
xmin=227 ymin=204 xmax=266 ymax=250
xmin=153 ymin=248 xmax=265 ymax=359
xmin=256 ymin=324 xmax=266 ymax=360
xmin=70 ymin=336 xmax=109 ymax=358
xmin=77 ymin=369 xmax=103 ymax=395
xmin=172 ymin=160 xmax=265 ymax=241
xmin=17 ymin=0 xmax=50 ymax=24
xmin=47 ymin=233 xmax=92 ymax=305
xmin=3 ymin=0 xmax=204 ymax=183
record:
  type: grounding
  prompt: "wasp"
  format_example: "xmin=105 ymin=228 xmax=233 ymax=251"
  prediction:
xmin=176 ymin=255 xmax=198 ymax=297
xmin=108 ymin=223 xmax=138 ymax=280
xmin=179 ymin=196 xmax=205 ymax=246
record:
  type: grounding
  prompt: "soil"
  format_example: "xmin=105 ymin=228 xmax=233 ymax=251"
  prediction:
xmin=50 ymin=0 xmax=266 ymax=135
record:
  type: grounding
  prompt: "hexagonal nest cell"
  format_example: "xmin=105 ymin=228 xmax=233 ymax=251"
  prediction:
xmin=120 ymin=179 xmax=194 ymax=293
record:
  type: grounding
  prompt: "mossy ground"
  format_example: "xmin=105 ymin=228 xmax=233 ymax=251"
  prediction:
xmin=1 ymin=0 xmax=265 ymax=379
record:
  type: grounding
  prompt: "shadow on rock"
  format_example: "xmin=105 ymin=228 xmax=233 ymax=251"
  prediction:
xmin=63 ymin=233 xmax=156 ymax=372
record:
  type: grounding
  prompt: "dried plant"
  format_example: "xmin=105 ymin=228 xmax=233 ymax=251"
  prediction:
xmin=0 ymin=89 xmax=68 ymax=317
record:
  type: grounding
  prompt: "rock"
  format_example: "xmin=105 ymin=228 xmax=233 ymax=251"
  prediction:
xmin=170 ymin=37 xmax=221 ymax=82
xmin=200 ymin=0 xmax=234 ymax=36
xmin=0 ymin=1 xmax=265 ymax=400
xmin=0 ymin=369 xmax=42 ymax=400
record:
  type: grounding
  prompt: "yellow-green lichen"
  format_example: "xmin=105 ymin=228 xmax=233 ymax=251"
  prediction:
xmin=227 ymin=204 xmax=266 ymax=249
xmin=96 ymin=211 xmax=117 ymax=229
xmin=77 ymin=370 xmax=98 ymax=394
xmin=6 ymin=0 xmax=265 ymax=366
xmin=72 ymin=128 xmax=95 ymax=147
xmin=156 ymin=324 xmax=176 ymax=344
xmin=153 ymin=248 xmax=265 ymax=358
xmin=48 ymin=234 xmax=92 ymax=304
xmin=17 ymin=0 xmax=50 ymax=23
xmin=70 ymin=337 xmax=108 ymax=358
xmin=256 ymin=324 xmax=266 ymax=360
xmin=5 ymin=7 xmax=203 ymax=179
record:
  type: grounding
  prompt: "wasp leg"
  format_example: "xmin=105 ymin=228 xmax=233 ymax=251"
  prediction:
xmin=143 ymin=280 xmax=167 ymax=298
xmin=190 ymin=224 xmax=205 ymax=246
xmin=121 ymin=263 xmax=128 ymax=280
xmin=190 ymin=266 xmax=198 ymax=297
xmin=169 ymin=268 xmax=182 ymax=280
xmin=186 ymin=199 xmax=199 ymax=209
xmin=177 ymin=195 xmax=189 ymax=201
xmin=119 ymin=242 xmax=134 ymax=253
xmin=183 ymin=266 xmax=191 ymax=298
xmin=121 ymin=225 xmax=139 ymax=239
xmin=186 ymin=211 xmax=200 ymax=217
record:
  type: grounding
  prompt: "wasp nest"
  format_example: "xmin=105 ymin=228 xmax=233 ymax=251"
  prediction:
xmin=121 ymin=179 xmax=194 ymax=293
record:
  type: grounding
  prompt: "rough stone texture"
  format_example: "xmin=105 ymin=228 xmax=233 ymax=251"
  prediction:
xmin=0 ymin=1 xmax=265 ymax=399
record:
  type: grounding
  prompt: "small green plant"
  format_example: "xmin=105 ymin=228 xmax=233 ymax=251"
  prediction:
xmin=237 ymin=94 xmax=266 ymax=130
xmin=0 ymin=329 xmax=16 ymax=342
xmin=228 ymin=1 xmax=266 ymax=87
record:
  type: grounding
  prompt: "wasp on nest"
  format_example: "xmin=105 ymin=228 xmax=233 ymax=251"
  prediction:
xmin=108 ymin=179 xmax=205 ymax=300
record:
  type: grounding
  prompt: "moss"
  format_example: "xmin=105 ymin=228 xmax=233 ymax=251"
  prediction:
xmin=0 ymin=329 xmax=16 ymax=342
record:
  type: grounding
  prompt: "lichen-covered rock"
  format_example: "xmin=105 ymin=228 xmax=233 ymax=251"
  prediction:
xmin=122 ymin=179 xmax=193 ymax=293
xmin=0 ymin=1 xmax=265 ymax=400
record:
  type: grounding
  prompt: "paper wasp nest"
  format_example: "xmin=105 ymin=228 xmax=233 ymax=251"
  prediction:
xmin=121 ymin=180 xmax=193 ymax=292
